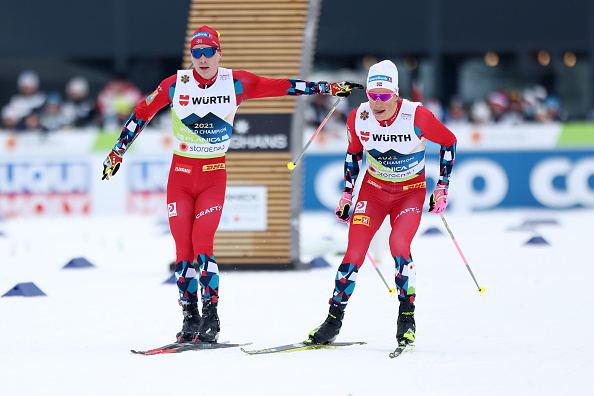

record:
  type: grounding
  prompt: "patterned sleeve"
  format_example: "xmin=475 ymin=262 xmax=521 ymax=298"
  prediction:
xmin=413 ymin=106 xmax=457 ymax=188
xmin=344 ymin=109 xmax=364 ymax=194
xmin=112 ymin=75 xmax=176 ymax=155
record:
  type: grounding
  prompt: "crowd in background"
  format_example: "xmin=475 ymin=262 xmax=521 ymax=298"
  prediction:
xmin=0 ymin=70 xmax=144 ymax=133
xmin=305 ymin=84 xmax=567 ymax=134
xmin=1 ymin=69 xmax=570 ymax=134
xmin=438 ymin=87 xmax=566 ymax=126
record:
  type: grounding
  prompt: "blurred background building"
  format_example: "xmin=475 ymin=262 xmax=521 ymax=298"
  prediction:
xmin=1 ymin=0 xmax=593 ymax=121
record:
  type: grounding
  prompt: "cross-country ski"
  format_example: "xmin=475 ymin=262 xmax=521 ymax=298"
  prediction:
xmin=241 ymin=341 xmax=366 ymax=355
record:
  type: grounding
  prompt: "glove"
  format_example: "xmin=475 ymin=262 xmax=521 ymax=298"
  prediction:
xmin=319 ymin=81 xmax=364 ymax=97
xmin=335 ymin=192 xmax=353 ymax=223
xmin=428 ymin=186 xmax=448 ymax=214
xmin=102 ymin=150 xmax=123 ymax=180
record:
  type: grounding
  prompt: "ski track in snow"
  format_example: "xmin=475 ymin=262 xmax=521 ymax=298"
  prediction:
xmin=1 ymin=209 xmax=592 ymax=396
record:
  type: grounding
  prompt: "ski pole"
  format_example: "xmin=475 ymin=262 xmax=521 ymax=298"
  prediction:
xmin=366 ymin=252 xmax=396 ymax=295
xmin=287 ymin=96 xmax=344 ymax=170
xmin=439 ymin=214 xmax=485 ymax=295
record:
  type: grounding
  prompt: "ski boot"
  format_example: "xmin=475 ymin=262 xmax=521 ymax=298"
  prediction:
xmin=176 ymin=299 xmax=201 ymax=343
xmin=307 ymin=304 xmax=345 ymax=344
xmin=197 ymin=297 xmax=220 ymax=342
xmin=391 ymin=299 xmax=416 ymax=357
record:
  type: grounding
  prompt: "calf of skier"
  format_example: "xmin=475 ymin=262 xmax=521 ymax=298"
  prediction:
xmin=307 ymin=60 xmax=457 ymax=355
xmin=102 ymin=25 xmax=363 ymax=343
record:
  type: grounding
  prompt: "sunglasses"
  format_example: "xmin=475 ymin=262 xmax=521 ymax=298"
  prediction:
xmin=367 ymin=90 xmax=398 ymax=102
xmin=190 ymin=47 xmax=220 ymax=58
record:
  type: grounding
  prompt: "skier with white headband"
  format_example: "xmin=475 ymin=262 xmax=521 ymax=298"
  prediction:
xmin=307 ymin=60 xmax=457 ymax=356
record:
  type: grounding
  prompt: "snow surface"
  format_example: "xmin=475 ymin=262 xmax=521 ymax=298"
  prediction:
xmin=1 ymin=209 xmax=593 ymax=396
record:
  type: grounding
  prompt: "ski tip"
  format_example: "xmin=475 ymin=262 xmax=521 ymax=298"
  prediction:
xmin=389 ymin=343 xmax=414 ymax=358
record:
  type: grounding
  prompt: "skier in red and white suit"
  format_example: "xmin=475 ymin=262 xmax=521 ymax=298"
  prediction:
xmin=102 ymin=26 xmax=363 ymax=343
xmin=308 ymin=60 xmax=457 ymax=354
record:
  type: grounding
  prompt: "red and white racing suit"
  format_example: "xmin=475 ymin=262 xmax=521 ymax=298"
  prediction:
xmin=111 ymin=68 xmax=328 ymax=304
xmin=331 ymin=98 xmax=457 ymax=306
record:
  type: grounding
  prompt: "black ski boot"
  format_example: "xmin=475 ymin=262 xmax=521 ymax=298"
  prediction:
xmin=176 ymin=299 xmax=201 ymax=343
xmin=396 ymin=299 xmax=416 ymax=346
xmin=308 ymin=304 xmax=345 ymax=344
xmin=197 ymin=297 xmax=220 ymax=342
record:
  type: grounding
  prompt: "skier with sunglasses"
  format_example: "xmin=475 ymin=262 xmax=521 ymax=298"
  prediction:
xmin=307 ymin=60 xmax=457 ymax=357
xmin=101 ymin=25 xmax=363 ymax=344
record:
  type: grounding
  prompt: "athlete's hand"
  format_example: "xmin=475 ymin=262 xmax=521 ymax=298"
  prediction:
xmin=428 ymin=186 xmax=448 ymax=214
xmin=102 ymin=150 xmax=123 ymax=180
xmin=335 ymin=192 xmax=353 ymax=223
xmin=328 ymin=81 xmax=364 ymax=97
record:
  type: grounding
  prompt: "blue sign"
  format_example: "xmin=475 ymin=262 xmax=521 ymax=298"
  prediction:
xmin=302 ymin=150 xmax=594 ymax=211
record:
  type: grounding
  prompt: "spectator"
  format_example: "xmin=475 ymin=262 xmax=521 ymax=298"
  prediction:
xmin=1 ymin=70 xmax=46 ymax=126
xmin=543 ymin=95 xmax=566 ymax=121
xmin=486 ymin=91 xmax=509 ymax=123
xmin=61 ymin=76 xmax=95 ymax=128
xmin=95 ymin=74 xmax=143 ymax=131
xmin=40 ymin=92 xmax=67 ymax=132
xmin=470 ymin=100 xmax=491 ymax=124
xmin=523 ymin=85 xmax=549 ymax=122
xmin=499 ymin=89 xmax=525 ymax=124
xmin=22 ymin=112 xmax=42 ymax=132
xmin=1 ymin=107 xmax=20 ymax=132
xmin=445 ymin=97 xmax=469 ymax=125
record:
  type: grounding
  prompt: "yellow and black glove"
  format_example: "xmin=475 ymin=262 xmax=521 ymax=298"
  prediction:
xmin=102 ymin=150 xmax=123 ymax=180
xmin=319 ymin=81 xmax=364 ymax=97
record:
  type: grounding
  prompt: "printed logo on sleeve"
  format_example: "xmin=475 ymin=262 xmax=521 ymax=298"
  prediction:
xmin=174 ymin=163 xmax=192 ymax=174
xmin=354 ymin=201 xmax=368 ymax=214
xmin=145 ymin=88 xmax=159 ymax=105
xmin=168 ymin=202 xmax=177 ymax=218
xmin=352 ymin=215 xmax=370 ymax=226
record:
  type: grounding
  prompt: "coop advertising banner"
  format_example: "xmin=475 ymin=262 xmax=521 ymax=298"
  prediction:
xmin=302 ymin=150 xmax=594 ymax=211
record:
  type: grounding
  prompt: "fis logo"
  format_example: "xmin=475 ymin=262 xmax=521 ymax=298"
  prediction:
xmin=179 ymin=95 xmax=189 ymax=106
xmin=352 ymin=215 xmax=370 ymax=226
xmin=168 ymin=202 xmax=177 ymax=217
xmin=203 ymin=163 xmax=225 ymax=171
xmin=361 ymin=131 xmax=370 ymax=142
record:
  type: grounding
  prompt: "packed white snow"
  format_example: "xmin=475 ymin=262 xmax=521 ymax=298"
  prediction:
xmin=1 ymin=208 xmax=592 ymax=395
